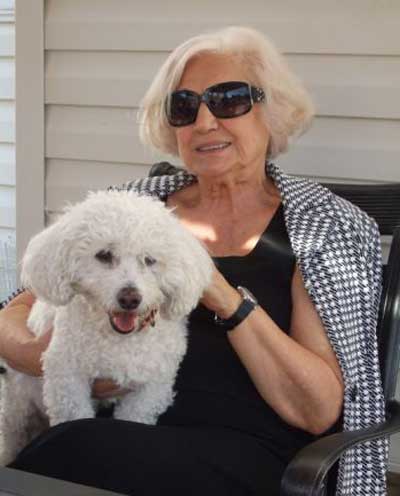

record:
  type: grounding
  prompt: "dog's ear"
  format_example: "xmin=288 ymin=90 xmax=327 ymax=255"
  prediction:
xmin=21 ymin=219 xmax=75 ymax=306
xmin=159 ymin=225 xmax=214 ymax=321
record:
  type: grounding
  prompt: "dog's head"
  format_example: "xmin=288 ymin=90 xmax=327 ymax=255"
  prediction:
xmin=21 ymin=190 xmax=214 ymax=333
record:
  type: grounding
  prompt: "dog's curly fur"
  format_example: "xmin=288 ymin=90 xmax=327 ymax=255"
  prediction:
xmin=0 ymin=190 xmax=213 ymax=465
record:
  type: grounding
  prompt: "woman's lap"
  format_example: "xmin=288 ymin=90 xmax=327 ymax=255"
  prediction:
xmin=9 ymin=419 xmax=285 ymax=496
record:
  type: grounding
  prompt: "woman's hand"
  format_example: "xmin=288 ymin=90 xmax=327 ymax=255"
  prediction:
xmin=92 ymin=379 xmax=133 ymax=400
xmin=9 ymin=329 xmax=52 ymax=376
xmin=0 ymin=291 xmax=51 ymax=376
xmin=200 ymin=267 xmax=242 ymax=319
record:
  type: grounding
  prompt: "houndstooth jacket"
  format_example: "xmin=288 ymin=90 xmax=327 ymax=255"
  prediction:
xmin=110 ymin=161 xmax=389 ymax=496
xmin=0 ymin=162 xmax=388 ymax=495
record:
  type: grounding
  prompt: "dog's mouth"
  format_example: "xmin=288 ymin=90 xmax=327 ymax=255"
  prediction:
xmin=108 ymin=308 xmax=158 ymax=335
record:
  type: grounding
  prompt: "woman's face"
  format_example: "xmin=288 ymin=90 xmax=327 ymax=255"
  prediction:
xmin=172 ymin=53 xmax=270 ymax=179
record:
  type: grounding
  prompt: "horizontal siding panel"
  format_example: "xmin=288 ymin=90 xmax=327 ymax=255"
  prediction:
xmin=0 ymin=0 xmax=15 ymax=14
xmin=290 ymin=54 xmax=400 ymax=119
xmin=45 ymin=51 xmax=400 ymax=119
xmin=0 ymin=77 xmax=13 ymax=100
xmin=0 ymin=100 xmax=14 ymax=143
xmin=0 ymin=142 xmax=14 ymax=167
xmin=0 ymin=24 xmax=14 ymax=56
xmin=279 ymin=145 xmax=400 ymax=183
xmin=45 ymin=50 xmax=161 ymax=105
xmin=45 ymin=158 xmax=149 ymax=210
xmin=46 ymin=76 xmax=147 ymax=108
xmin=289 ymin=53 xmax=400 ymax=85
xmin=0 ymin=185 xmax=15 ymax=228
xmin=280 ymin=116 xmax=400 ymax=182
xmin=310 ymin=84 xmax=399 ymax=119
xmin=45 ymin=0 xmax=399 ymax=19
xmin=0 ymin=123 xmax=14 ymax=143
xmin=46 ymin=127 xmax=160 ymax=164
xmin=46 ymin=104 xmax=165 ymax=164
xmin=45 ymin=50 xmax=163 ymax=80
xmin=0 ymin=162 xmax=15 ymax=185
xmin=0 ymin=57 xmax=14 ymax=99
xmin=45 ymin=19 xmax=400 ymax=55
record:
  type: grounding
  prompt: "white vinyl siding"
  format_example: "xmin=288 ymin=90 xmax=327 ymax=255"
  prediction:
xmin=38 ymin=2 xmax=399 ymax=257
xmin=17 ymin=0 xmax=400 ymax=469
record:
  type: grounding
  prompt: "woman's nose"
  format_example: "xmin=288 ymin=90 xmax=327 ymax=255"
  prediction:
xmin=194 ymin=102 xmax=218 ymax=132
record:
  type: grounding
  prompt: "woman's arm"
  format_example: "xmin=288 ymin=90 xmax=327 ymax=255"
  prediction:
xmin=0 ymin=290 xmax=50 ymax=376
xmin=201 ymin=266 xmax=344 ymax=436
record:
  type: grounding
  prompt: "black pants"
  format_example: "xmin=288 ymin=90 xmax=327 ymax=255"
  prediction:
xmin=9 ymin=419 xmax=285 ymax=495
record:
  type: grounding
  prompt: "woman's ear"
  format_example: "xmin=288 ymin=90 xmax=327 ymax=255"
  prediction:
xmin=21 ymin=219 xmax=75 ymax=306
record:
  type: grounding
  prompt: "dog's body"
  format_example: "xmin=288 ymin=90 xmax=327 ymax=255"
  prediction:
xmin=0 ymin=191 xmax=213 ymax=465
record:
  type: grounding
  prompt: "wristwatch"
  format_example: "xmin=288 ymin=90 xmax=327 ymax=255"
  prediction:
xmin=214 ymin=286 xmax=258 ymax=332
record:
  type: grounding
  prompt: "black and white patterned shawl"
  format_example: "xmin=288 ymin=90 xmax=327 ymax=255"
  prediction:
xmin=110 ymin=161 xmax=389 ymax=496
xmin=1 ymin=162 xmax=388 ymax=495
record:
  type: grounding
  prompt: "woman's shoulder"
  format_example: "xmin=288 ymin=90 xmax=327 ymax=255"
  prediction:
xmin=279 ymin=170 xmax=380 ymax=257
xmin=326 ymin=189 xmax=380 ymax=247
xmin=108 ymin=163 xmax=197 ymax=201
xmin=282 ymin=169 xmax=379 ymax=242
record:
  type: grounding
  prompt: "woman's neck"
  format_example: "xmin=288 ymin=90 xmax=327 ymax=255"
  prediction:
xmin=188 ymin=164 xmax=279 ymax=214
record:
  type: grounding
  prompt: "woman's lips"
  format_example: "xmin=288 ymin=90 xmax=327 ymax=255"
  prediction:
xmin=195 ymin=142 xmax=231 ymax=153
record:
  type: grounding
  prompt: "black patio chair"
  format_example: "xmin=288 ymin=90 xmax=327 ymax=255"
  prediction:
xmin=281 ymin=182 xmax=400 ymax=496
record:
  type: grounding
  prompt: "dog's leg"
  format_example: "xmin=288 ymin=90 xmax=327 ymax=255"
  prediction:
xmin=42 ymin=372 xmax=94 ymax=426
xmin=42 ymin=347 xmax=94 ymax=425
xmin=0 ymin=373 xmax=43 ymax=466
xmin=114 ymin=382 xmax=175 ymax=425
xmin=41 ymin=314 xmax=96 ymax=426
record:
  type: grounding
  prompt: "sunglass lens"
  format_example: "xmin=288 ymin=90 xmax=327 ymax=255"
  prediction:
xmin=168 ymin=91 xmax=199 ymax=126
xmin=207 ymin=82 xmax=252 ymax=118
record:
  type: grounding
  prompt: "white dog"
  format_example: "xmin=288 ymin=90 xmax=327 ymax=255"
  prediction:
xmin=0 ymin=190 xmax=213 ymax=465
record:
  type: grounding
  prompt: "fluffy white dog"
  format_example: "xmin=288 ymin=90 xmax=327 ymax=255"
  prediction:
xmin=0 ymin=190 xmax=213 ymax=465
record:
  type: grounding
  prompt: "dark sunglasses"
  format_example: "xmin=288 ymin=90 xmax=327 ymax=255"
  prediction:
xmin=165 ymin=81 xmax=266 ymax=127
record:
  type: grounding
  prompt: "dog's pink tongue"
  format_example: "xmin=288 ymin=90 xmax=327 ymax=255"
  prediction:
xmin=112 ymin=312 xmax=137 ymax=333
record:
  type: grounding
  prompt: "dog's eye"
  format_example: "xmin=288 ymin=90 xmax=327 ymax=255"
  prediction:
xmin=95 ymin=250 xmax=113 ymax=264
xmin=144 ymin=255 xmax=157 ymax=267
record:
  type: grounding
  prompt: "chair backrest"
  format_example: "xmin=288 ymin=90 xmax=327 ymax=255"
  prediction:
xmin=324 ymin=183 xmax=400 ymax=404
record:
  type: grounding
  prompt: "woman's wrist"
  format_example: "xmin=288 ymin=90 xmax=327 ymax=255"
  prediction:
xmin=212 ymin=286 xmax=242 ymax=319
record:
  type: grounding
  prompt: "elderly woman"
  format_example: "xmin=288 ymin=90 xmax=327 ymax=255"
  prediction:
xmin=0 ymin=26 xmax=386 ymax=496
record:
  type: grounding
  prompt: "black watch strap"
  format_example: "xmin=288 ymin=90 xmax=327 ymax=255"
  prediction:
xmin=214 ymin=288 xmax=257 ymax=332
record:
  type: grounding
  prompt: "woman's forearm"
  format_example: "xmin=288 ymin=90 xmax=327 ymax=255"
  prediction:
xmin=0 ymin=292 xmax=45 ymax=376
xmin=228 ymin=307 xmax=344 ymax=435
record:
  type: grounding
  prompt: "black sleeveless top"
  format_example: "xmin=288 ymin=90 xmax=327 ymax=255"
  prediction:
xmin=158 ymin=203 xmax=315 ymax=462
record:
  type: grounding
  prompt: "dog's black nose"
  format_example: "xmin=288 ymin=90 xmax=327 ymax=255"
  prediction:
xmin=117 ymin=287 xmax=142 ymax=310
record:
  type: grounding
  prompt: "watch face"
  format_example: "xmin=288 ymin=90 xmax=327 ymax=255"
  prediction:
xmin=237 ymin=286 xmax=258 ymax=305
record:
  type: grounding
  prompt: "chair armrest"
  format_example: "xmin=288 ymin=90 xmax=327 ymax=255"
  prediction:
xmin=280 ymin=400 xmax=400 ymax=496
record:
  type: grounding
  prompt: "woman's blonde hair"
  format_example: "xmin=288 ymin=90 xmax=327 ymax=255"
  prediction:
xmin=139 ymin=26 xmax=315 ymax=160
